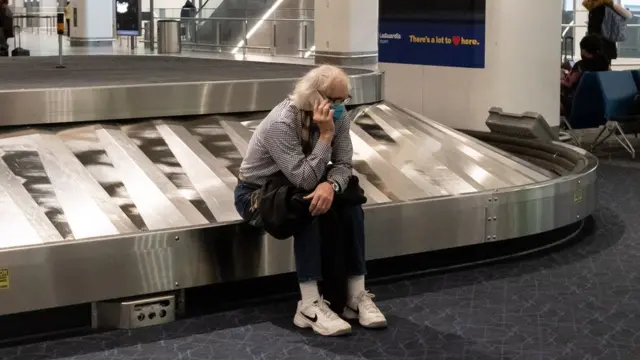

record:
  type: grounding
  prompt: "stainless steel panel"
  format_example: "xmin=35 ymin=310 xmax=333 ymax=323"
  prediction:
xmin=0 ymin=132 xmax=138 ymax=240
xmin=349 ymin=126 xmax=430 ymax=200
xmin=491 ymin=149 xmax=598 ymax=241
xmin=388 ymin=105 xmax=552 ymax=183
xmin=0 ymin=102 xmax=558 ymax=249
xmin=0 ymin=159 xmax=63 ymax=247
xmin=362 ymin=107 xmax=476 ymax=195
xmin=219 ymin=120 xmax=254 ymax=158
xmin=96 ymin=126 xmax=209 ymax=229
xmin=383 ymin=111 xmax=520 ymax=190
xmin=0 ymin=99 xmax=597 ymax=316
xmin=155 ymin=121 xmax=240 ymax=222
xmin=0 ymin=72 xmax=384 ymax=127
xmin=352 ymin=170 xmax=391 ymax=204
xmin=0 ymin=153 xmax=597 ymax=315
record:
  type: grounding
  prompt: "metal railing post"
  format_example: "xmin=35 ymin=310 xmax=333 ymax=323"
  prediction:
xmin=243 ymin=18 xmax=247 ymax=57
xmin=272 ymin=22 xmax=276 ymax=56
xmin=216 ymin=21 xmax=221 ymax=50
xmin=55 ymin=13 xmax=65 ymax=69
xmin=150 ymin=0 xmax=155 ymax=51
xmin=303 ymin=23 xmax=308 ymax=51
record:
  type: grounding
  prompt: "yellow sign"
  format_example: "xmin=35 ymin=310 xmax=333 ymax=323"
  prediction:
xmin=574 ymin=188 xmax=584 ymax=204
xmin=0 ymin=268 xmax=8 ymax=289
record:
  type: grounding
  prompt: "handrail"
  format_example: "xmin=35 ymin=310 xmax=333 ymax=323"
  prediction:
xmin=148 ymin=5 xmax=316 ymax=58
xmin=193 ymin=0 xmax=217 ymax=30
xmin=562 ymin=20 xmax=574 ymax=37
xmin=562 ymin=23 xmax=640 ymax=28
xmin=161 ymin=16 xmax=313 ymax=22
xmin=195 ymin=0 xmax=211 ymax=17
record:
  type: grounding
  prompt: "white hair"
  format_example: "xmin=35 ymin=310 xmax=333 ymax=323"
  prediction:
xmin=289 ymin=65 xmax=351 ymax=110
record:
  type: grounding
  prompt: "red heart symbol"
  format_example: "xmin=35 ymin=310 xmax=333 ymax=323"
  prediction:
xmin=452 ymin=36 xmax=461 ymax=46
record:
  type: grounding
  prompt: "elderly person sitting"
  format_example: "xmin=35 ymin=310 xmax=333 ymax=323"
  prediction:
xmin=234 ymin=65 xmax=387 ymax=336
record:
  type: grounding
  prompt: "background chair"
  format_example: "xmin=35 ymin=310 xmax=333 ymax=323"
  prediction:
xmin=591 ymin=70 xmax=640 ymax=157
xmin=563 ymin=72 xmax=607 ymax=145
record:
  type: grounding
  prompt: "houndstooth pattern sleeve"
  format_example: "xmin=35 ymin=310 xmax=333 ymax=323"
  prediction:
xmin=263 ymin=118 xmax=333 ymax=191
xmin=327 ymin=114 xmax=353 ymax=192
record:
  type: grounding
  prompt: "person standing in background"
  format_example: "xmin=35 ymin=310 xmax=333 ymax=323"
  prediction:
xmin=583 ymin=0 xmax=632 ymax=63
xmin=0 ymin=0 xmax=13 ymax=56
xmin=180 ymin=0 xmax=196 ymax=41
xmin=64 ymin=1 xmax=71 ymax=37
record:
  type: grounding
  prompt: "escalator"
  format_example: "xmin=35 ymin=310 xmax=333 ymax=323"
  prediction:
xmin=193 ymin=0 xmax=313 ymax=56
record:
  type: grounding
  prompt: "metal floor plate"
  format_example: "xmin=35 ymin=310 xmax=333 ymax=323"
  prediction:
xmin=0 ymin=103 xmax=552 ymax=250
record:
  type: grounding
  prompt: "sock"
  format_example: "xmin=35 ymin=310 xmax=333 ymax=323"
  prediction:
xmin=299 ymin=281 xmax=320 ymax=304
xmin=347 ymin=275 xmax=366 ymax=298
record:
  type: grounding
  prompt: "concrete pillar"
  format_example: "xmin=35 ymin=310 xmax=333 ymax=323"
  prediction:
xmin=313 ymin=0 xmax=377 ymax=66
xmin=380 ymin=0 xmax=562 ymax=131
xmin=69 ymin=0 xmax=114 ymax=47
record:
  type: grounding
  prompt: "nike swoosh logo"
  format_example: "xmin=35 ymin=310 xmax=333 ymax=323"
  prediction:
xmin=303 ymin=313 xmax=318 ymax=322
xmin=348 ymin=306 xmax=359 ymax=314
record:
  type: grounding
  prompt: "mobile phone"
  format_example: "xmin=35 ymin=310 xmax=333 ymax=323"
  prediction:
xmin=309 ymin=91 xmax=324 ymax=108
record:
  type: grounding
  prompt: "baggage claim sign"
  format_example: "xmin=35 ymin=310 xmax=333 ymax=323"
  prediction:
xmin=378 ymin=0 xmax=486 ymax=68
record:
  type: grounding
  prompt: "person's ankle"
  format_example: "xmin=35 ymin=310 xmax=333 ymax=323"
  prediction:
xmin=299 ymin=280 xmax=320 ymax=305
xmin=347 ymin=275 xmax=366 ymax=298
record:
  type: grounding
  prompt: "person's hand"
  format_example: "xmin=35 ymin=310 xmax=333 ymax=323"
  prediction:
xmin=313 ymin=99 xmax=335 ymax=138
xmin=304 ymin=182 xmax=334 ymax=216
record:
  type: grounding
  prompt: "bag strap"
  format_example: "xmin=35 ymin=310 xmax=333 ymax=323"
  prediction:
xmin=300 ymin=111 xmax=312 ymax=156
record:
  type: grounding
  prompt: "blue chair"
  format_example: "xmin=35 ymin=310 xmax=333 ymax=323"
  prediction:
xmin=591 ymin=70 xmax=640 ymax=157
xmin=630 ymin=69 xmax=640 ymax=88
xmin=566 ymin=72 xmax=607 ymax=131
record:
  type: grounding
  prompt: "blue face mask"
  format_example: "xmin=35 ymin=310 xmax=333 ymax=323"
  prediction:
xmin=330 ymin=104 xmax=346 ymax=121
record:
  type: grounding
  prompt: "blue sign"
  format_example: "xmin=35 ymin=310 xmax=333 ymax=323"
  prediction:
xmin=379 ymin=21 xmax=486 ymax=69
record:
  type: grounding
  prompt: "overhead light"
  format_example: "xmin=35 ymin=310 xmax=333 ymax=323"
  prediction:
xmin=231 ymin=0 xmax=284 ymax=54
xmin=304 ymin=45 xmax=315 ymax=58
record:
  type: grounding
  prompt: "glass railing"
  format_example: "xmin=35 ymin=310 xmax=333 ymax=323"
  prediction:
xmin=10 ymin=6 xmax=60 ymax=15
xmin=6 ymin=4 xmax=317 ymax=58
xmin=146 ymin=6 xmax=315 ymax=58
xmin=8 ymin=6 xmax=59 ymax=34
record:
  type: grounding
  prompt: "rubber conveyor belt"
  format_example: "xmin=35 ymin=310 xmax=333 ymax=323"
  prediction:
xmin=0 ymin=56 xmax=370 ymax=89
xmin=0 ymin=103 xmax=553 ymax=249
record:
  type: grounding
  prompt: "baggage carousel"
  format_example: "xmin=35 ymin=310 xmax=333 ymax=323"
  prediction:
xmin=0 ymin=56 xmax=596 ymax=317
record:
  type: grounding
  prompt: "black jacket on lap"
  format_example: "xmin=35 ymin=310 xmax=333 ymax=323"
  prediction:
xmin=257 ymin=173 xmax=367 ymax=240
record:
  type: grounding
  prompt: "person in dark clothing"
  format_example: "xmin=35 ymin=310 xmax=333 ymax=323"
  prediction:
xmin=180 ymin=0 xmax=196 ymax=41
xmin=561 ymin=35 xmax=611 ymax=116
xmin=235 ymin=65 xmax=387 ymax=337
xmin=583 ymin=0 xmax=632 ymax=62
xmin=180 ymin=0 xmax=196 ymax=14
xmin=0 ymin=0 xmax=12 ymax=55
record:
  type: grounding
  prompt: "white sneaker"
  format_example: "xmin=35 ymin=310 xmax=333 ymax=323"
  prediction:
xmin=342 ymin=291 xmax=387 ymax=329
xmin=293 ymin=297 xmax=352 ymax=336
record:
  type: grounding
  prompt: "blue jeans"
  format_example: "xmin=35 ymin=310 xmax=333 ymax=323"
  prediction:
xmin=234 ymin=181 xmax=367 ymax=282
